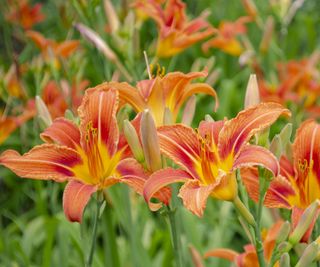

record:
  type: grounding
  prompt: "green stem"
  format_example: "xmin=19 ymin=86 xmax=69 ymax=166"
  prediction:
xmin=167 ymin=205 xmax=183 ymax=267
xmin=86 ymin=193 xmax=103 ymax=267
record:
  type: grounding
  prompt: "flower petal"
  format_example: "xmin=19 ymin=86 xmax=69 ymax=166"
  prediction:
xmin=204 ymin=248 xmax=239 ymax=261
xmin=158 ymin=124 xmax=201 ymax=179
xmin=0 ymin=144 xmax=83 ymax=182
xmin=241 ymin=167 xmax=296 ymax=208
xmin=293 ymin=119 xmax=320 ymax=204
xmin=62 ymin=180 xmax=97 ymax=223
xmin=143 ymin=168 xmax=191 ymax=211
xmin=233 ymin=145 xmax=280 ymax=176
xmin=78 ymin=84 xmax=119 ymax=156
xmin=178 ymin=180 xmax=217 ymax=217
xmin=218 ymin=102 xmax=291 ymax=159
xmin=198 ymin=120 xmax=225 ymax=148
xmin=118 ymin=158 xmax=171 ymax=209
xmin=40 ymin=118 xmax=81 ymax=149
xmin=55 ymin=40 xmax=80 ymax=58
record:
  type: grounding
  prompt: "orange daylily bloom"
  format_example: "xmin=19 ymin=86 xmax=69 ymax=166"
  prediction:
xmin=116 ymin=69 xmax=218 ymax=126
xmin=144 ymin=102 xmax=290 ymax=216
xmin=205 ymin=221 xmax=284 ymax=267
xmin=42 ymin=79 xmax=89 ymax=119
xmin=2 ymin=64 xmax=27 ymax=99
xmin=133 ymin=0 xmax=214 ymax=57
xmin=202 ymin=17 xmax=251 ymax=56
xmin=0 ymin=102 xmax=35 ymax=145
xmin=257 ymin=52 xmax=320 ymax=115
xmin=0 ymin=84 xmax=170 ymax=223
xmin=242 ymin=119 xmax=320 ymax=241
xmin=26 ymin=31 xmax=80 ymax=59
xmin=6 ymin=0 xmax=44 ymax=29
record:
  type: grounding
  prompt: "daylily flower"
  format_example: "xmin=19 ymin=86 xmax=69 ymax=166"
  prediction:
xmin=202 ymin=17 xmax=251 ymax=56
xmin=117 ymin=69 xmax=218 ymax=126
xmin=0 ymin=84 xmax=170 ymax=222
xmin=41 ymin=79 xmax=89 ymax=119
xmin=6 ymin=0 xmax=44 ymax=29
xmin=26 ymin=30 xmax=80 ymax=60
xmin=257 ymin=52 xmax=320 ymax=115
xmin=144 ymin=102 xmax=290 ymax=216
xmin=205 ymin=221 xmax=285 ymax=267
xmin=242 ymin=119 xmax=320 ymax=241
xmin=133 ymin=0 xmax=214 ymax=57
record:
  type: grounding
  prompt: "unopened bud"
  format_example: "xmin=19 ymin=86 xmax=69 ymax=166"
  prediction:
xmin=241 ymin=0 xmax=258 ymax=18
xmin=104 ymin=0 xmax=119 ymax=33
xmin=36 ymin=96 xmax=52 ymax=128
xmin=269 ymin=135 xmax=282 ymax=159
xmin=295 ymin=242 xmax=319 ymax=267
xmin=260 ymin=16 xmax=274 ymax=53
xmin=205 ymin=114 xmax=214 ymax=122
xmin=163 ymin=107 xmax=173 ymax=125
xmin=181 ymin=95 xmax=196 ymax=126
xmin=279 ymin=252 xmax=290 ymax=267
xmin=277 ymin=241 xmax=292 ymax=253
xmin=189 ymin=245 xmax=204 ymax=267
xmin=74 ymin=23 xmax=117 ymax=62
xmin=140 ymin=110 xmax=162 ymax=172
xmin=289 ymin=201 xmax=320 ymax=244
xmin=123 ymin=120 xmax=145 ymax=163
xmin=244 ymin=74 xmax=260 ymax=108
xmin=276 ymin=221 xmax=291 ymax=243
xmin=279 ymin=123 xmax=292 ymax=147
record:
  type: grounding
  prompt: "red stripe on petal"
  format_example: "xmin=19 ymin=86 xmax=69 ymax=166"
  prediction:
xmin=218 ymin=102 xmax=290 ymax=159
xmin=0 ymin=144 xmax=82 ymax=182
xmin=144 ymin=168 xmax=191 ymax=211
xmin=63 ymin=180 xmax=97 ymax=223
xmin=233 ymin=145 xmax=280 ymax=176
xmin=41 ymin=118 xmax=81 ymax=149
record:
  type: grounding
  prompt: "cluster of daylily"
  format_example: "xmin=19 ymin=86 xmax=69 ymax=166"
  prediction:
xmin=2 ymin=0 xmax=320 ymax=266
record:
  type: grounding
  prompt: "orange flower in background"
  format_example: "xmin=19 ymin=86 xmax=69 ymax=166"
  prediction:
xmin=257 ymin=51 xmax=320 ymax=114
xmin=26 ymin=31 xmax=80 ymax=60
xmin=116 ymin=69 xmax=218 ymax=126
xmin=242 ymin=119 xmax=320 ymax=241
xmin=144 ymin=103 xmax=290 ymax=216
xmin=0 ymin=84 xmax=170 ymax=222
xmin=202 ymin=17 xmax=251 ymax=56
xmin=6 ymin=0 xmax=44 ymax=29
xmin=205 ymin=221 xmax=284 ymax=267
xmin=134 ymin=0 xmax=214 ymax=57
xmin=42 ymin=79 xmax=89 ymax=119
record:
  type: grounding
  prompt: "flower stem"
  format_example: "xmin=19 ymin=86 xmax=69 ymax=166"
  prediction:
xmin=86 ymin=192 xmax=104 ymax=267
xmin=167 ymin=204 xmax=183 ymax=267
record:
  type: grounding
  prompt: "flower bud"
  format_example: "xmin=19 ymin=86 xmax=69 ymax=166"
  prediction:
xmin=36 ymin=95 xmax=52 ymax=128
xmin=244 ymin=74 xmax=260 ymax=108
xmin=269 ymin=135 xmax=282 ymax=159
xmin=295 ymin=242 xmax=319 ymax=267
xmin=276 ymin=221 xmax=291 ymax=243
xmin=277 ymin=241 xmax=292 ymax=253
xmin=140 ymin=110 xmax=162 ymax=172
xmin=259 ymin=16 xmax=274 ymax=53
xmin=279 ymin=252 xmax=290 ymax=267
xmin=289 ymin=201 xmax=320 ymax=244
xmin=181 ymin=95 xmax=196 ymax=126
xmin=103 ymin=0 xmax=119 ymax=33
xmin=123 ymin=119 xmax=145 ymax=163
xmin=241 ymin=0 xmax=258 ymax=18
xmin=205 ymin=114 xmax=214 ymax=122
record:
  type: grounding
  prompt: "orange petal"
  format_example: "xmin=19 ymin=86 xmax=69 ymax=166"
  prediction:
xmin=204 ymin=248 xmax=239 ymax=261
xmin=26 ymin=30 xmax=48 ymax=50
xmin=293 ymin=119 xmax=320 ymax=202
xmin=118 ymin=158 xmax=171 ymax=208
xmin=55 ymin=40 xmax=80 ymax=58
xmin=62 ymin=180 xmax=97 ymax=223
xmin=143 ymin=168 xmax=191 ymax=211
xmin=198 ymin=120 xmax=225 ymax=148
xmin=40 ymin=118 xmax=81 ymax=149
xmin=158 ymin=124 xmax=201 ymax=179
xmin=179 ymin=180 xmax=217 ymax=217
xmin=241 ymin=168 xmax=296 ymax=208
xmin=218 ymin=102 xmax=291 ymax=159
xmin=0 ymin=144 xmax=82 ymax=182
xmin=0 ymin=118 xmax=18 ymax=144
xmin=233 ymin=145 xmax=280 ymax=176
xmin=78 ymin=85 xmax=119 ymax=156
